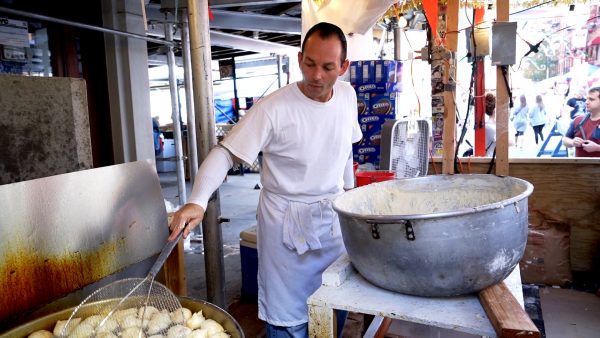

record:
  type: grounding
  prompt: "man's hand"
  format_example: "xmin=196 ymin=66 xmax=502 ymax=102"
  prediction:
xmin=168 ymin=203 xmax=205 ymax=240
xmin=572 ymin=137 xmax=585 ymax=148
xmin=582 ymin=140 xmax=600 ymax=153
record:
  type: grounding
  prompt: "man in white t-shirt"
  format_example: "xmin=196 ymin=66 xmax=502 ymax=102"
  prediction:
xmin=168 ymin=22 xmax=362 ymax=338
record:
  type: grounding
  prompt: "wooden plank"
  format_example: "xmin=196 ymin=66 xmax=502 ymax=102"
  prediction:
xmin=163 ymin=212 xmax=187 ymax=296
xmin=495 ymin=0 xmax=510 ymax=175
xmin=164 ymin=239 xmax=188 ymax=296
xmin=441 ymin=0 xmax=459 ymax=174
xmin=374 ymin=317 xmax=392 ymax=338
xmin=478 ymin=282 xmax=540 ymax=338
xmin=308 ymin=303 xmax=335 ymax=337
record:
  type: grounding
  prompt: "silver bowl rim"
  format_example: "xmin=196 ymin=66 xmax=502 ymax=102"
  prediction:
xmin=333 ymin=174 xmax=534 ymax=221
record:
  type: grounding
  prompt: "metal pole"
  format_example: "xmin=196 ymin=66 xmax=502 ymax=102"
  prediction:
xmin=187 ymin=0 xmax=225 ymax=308
xmin=277 ymin=54 xmax=284 ymax=88
xmin=231 ymin=58 xmax=240 ymax=123
xmin=180 ymin=9 xmax=199 ymax=186
xmin=0 ymin=6 xmax=175 ymax=46
xmin=165 ymin=19 xmax=187 ymax=206
xmin=392 ymin=18 xmax=401 ymax=61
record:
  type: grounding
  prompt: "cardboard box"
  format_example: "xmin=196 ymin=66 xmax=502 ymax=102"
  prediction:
xmin=350 ymin=59 xmax=402 ymax=86
xmin=369 ymin=92 xmax=398 ymax=116
xmin=357 ymin=92 xmax=370 ymax=115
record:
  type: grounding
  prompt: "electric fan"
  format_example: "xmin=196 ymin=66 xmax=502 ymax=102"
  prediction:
xmin=380 ymin=119 xmax=430 ymax=178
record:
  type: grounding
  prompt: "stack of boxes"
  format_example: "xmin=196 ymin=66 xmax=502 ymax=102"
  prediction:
xmin=350 ymin=60 xmax=402 ymax=169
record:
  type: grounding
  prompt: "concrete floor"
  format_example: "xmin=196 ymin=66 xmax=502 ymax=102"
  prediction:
xmin=158 ymin=171 xmax=600 ymax=338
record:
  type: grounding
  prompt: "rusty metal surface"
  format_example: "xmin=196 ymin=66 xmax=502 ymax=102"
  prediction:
xmin=0 ymin=160 xmax=168 ymax=327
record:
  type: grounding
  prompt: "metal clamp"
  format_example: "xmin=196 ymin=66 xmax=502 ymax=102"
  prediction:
xmin=366 ymin=219 xmax=415 ymax=241
xmin=371 ymin=223 xmax=380 ymax=239
xmin=402 ymin=220 xmax=415 ymax=241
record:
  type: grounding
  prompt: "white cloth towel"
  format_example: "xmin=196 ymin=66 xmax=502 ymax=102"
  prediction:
xmin=282 ymin=199 xmax=337 ymax=255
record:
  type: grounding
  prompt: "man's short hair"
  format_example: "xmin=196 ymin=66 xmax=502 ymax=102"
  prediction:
xmin=589 ymin=87 xmax=600 ymax=97
xmin=302 ymin=22 xmax=347 ymax=63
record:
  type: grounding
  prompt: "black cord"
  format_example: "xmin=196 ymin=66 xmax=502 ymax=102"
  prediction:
xmin=454 ymin=9 xmax=478 ymax=173
xmin=510 ymin=0 xmax=557 ymax=16
xmin=487 ymin=147 xmax=496 ymax=174
xmin=500 ymin=65 xmax=513 ymax=109
xmin=454 ymin=57 xmax=477 ymax=173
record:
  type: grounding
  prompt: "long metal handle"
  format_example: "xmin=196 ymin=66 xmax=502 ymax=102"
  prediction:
xmin=148 ymin=229 xmax=184 ymax=278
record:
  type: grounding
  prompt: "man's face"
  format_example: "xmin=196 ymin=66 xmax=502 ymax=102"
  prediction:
xmin=297 ymin=35 xmax=349 ymax=102
xmin=586 ymin=91 xmax=600 ymax=113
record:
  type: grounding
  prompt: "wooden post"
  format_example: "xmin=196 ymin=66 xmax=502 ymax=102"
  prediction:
xmin=496 ymin=0 xmax=510 ymax=175
xmin=441 ymin=0 xmax=459 ymax=174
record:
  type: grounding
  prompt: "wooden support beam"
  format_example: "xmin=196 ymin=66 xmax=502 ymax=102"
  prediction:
xmin=496 ymin=0 xmax=510 ymax=175
xmin=441 ymin=0 xmax=459 ymax=174
xmin=479 ymin=282 xmax=540 ymax=338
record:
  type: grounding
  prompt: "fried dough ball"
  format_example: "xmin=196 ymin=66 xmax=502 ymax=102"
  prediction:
xmin=166 ymin=324 xmax=192 ymax=338
xmin=96 ymin=318 xmax=119 ymax=334
xmin=27 ymin=330 xmax=53 ymax=338
xmin=54 ymin=318 xmax=81 ymax=337
xmin=146 ymin=312 xmax=172 ymax=335
xmin=138 ymin=306 xmax=160 ymax=320
xmin=112 ymin=308 xmax=138 ymax=323
xmin=80 ymin=315 xmax=103 ymax=328
xmin=209 ymin=332 xmax=230 ymax=338
xmin=186 ymin=311 xmax=205 ymax=330
xmin=199 ymin=319 xmax=224 ymax=336
xmin=120 ymin=327 xmax=146 ymax=338
xmin=120 ymin=314 xmax=143 ymax=329
xmin=169 ymin=308 xmax=192 ymax=324
xmin=66 ymin=322 xmax=95 ymax=338
xmin=96 ymin=332 xmax=118 ymax=338
xmin=188 ymin=329 xmax=209 ymax=338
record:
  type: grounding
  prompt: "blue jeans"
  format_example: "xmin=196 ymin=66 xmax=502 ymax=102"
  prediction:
xmin=266 ymin=310 xmax=348 ymax=338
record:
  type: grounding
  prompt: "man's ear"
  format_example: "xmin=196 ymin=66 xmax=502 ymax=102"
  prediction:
xmin=339 ymin=59 xmax=350 ymax=76
xmin=297 ymin=51 xmax=303 ymax=65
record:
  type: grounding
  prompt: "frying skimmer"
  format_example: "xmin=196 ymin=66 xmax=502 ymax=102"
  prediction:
xmin=59 ymin=230 xmax=186 ymax=337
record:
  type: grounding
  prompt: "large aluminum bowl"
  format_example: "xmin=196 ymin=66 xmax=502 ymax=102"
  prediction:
xmin=0 ymin=297 xmax=244 ymax=338
xmin=333 ymin=174 xmax=533 ymax=297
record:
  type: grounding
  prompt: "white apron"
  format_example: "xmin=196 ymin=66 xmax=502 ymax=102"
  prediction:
xmin=256 ymin=189 xmax=345 ymax=326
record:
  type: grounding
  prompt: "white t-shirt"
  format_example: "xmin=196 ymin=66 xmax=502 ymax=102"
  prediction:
xmin=221 ymin=80 xmax=363 ymax=202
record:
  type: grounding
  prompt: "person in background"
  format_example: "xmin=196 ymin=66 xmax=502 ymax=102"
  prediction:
xmin=529 ymin=95 xmax=547 ymax=145
xmin=511 ymin=94 xmax=529 ymax=149
xmin=565 ymin=88 xmax=587 ymax=120
xmin=483 ymin=92 xmax=513 ymax=157
xmin=563 ymin=87 xmax=600 ymax=157
xmin=168 ymin=22 xmax=362 ymax=338
xmin=152 ymin=116 xmax=163 ymax=156
xmin=484 ymin=92 xmax=497 ymax=157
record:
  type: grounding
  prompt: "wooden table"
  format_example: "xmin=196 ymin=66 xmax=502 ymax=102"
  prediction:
xmin=307 ymin=254 xmax=524 ymax=338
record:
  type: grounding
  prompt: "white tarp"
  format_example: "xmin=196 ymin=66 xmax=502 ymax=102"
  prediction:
xmin=301 ymin=0 xmax=397 ymax=37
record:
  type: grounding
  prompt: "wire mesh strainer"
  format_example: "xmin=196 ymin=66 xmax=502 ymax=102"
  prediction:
xmin=59 ymin=231 xmax=186 ymax=337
